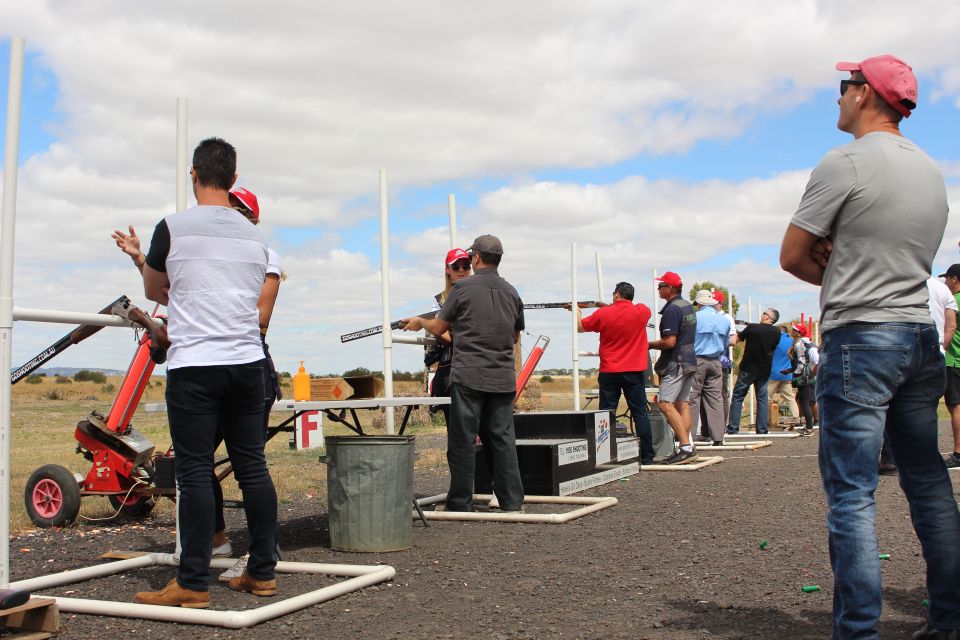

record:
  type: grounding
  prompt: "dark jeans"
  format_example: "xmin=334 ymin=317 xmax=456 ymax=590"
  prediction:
xmin=431 ymin=363 xmax=452 ymax=425
xmin=817 ymin=323 xmax=960 ymax=638
xmin=598 ymin=371 xmax=653 ymax=464
xmin=212 ymin=351 xmax=279 ymax=535
xmin=796 ymin=383 xmax=814 ymax=429
xmin=727 ymin=369 xmax=770 ymax=434
xmin=447 ymin=383 xmax=524 ymax=511
xmin=167 ymin=360 xmax=277 ymax=591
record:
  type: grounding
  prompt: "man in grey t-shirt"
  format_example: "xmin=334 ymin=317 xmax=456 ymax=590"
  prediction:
xmin=402 ymin=235 xmax=525 ymax=512
xmin=780 ymin=55 xmax=959 ymax=640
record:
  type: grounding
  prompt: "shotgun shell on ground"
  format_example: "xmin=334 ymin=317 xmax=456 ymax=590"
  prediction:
xmin=802 ymin=585 xmax=821 ymax=593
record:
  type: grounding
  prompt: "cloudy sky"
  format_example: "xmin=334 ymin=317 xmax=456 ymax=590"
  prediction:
xmin=2 ymin=0 xmax=960 ymax=377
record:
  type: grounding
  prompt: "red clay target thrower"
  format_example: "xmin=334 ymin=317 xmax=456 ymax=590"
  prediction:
xmin=21 ymin=296 xmax=172 ymax=527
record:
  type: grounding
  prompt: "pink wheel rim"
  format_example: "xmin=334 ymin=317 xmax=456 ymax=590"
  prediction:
xmin=32 ymin=478 xmax=63 ymax=519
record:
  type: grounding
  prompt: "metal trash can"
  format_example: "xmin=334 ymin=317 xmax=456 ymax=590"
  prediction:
xmin=322 ymin=435 xmax=415 ymax=552
xmin=648 ymin=406 xmax=676 ymax=460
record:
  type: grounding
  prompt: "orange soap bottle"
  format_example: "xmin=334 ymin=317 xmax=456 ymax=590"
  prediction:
xmin=293 ymin=361 xmax=311 ymax=401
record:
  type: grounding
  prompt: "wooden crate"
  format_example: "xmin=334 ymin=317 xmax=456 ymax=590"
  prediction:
xmin=0 ymin=596 xmax=59 ymax=638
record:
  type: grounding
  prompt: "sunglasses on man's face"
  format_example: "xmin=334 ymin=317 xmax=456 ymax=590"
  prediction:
xmin=840 ymin=79 xmax=867 ymax=96
xmin=657 ymin=283 xmax=671 ymax=289
xmin=449 ymin=262 xmax=471 ymax=272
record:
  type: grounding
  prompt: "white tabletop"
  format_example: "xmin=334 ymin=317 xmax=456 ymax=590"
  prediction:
xmin=144 ymin=396 xmax=450 ymax=413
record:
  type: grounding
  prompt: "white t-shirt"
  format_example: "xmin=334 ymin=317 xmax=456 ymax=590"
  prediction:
xmin=267 ymin=247 xmax=282 ymax=277
xmin=927 ymin=276 xmax=958 ymax=351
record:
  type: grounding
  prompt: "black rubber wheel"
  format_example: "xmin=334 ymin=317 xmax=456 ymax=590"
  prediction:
xmin=24 ymin=464 xmax=81 ymax=528
xmin=108 ymin=492 xmax=156 ymax=517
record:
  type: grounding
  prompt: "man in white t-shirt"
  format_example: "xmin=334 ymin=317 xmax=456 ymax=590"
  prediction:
xmin=134 ymin=138 xmax=278 ymax=608
xmin=926 ymin=276 xmax=958 ymax=352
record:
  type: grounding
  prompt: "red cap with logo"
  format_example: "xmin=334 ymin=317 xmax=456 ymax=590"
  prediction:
xmin=229 ymin=187 xmax=260 ymax=219
xmin=713 ymin=290 xmax=725 ymax=304
xmin=656 ymin=271 xmax=682 ymax=288
xmin=445 ymin=248 xmax=469 ymax=266
xmin=836 ymin=54 xmax=918 ymax=118
xmin=791 ymin=323 xmax=810 ymax=338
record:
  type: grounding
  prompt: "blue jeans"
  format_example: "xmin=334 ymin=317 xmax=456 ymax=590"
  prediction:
xmin=817 ymin=323 xmax=960 ymax=639
xmin=726 ymin=369 xmax=769 ymax=434
xmin=598 ymin=371 xmax=653 ymax=464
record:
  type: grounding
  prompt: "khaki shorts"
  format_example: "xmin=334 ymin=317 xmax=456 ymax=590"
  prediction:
xmin=659 ymin=368 xmax=696 ymax=403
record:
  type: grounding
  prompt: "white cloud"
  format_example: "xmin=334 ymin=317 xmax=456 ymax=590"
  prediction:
xmin=2 ymin=1 xmax=960 ymax=376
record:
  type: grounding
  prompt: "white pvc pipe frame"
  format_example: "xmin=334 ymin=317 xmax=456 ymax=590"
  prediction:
xmin=10 ymin=554 xmax=395 ymax=629
xmin=415 ymin=493 xmax=617 ymax=524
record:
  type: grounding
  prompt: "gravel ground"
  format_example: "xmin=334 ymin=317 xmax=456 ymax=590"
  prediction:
xmin=9 ymin=427 xmax=959 ymax=639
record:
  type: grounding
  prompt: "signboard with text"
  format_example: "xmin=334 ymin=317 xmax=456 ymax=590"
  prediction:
xmin=295 ymin=410 xmax=324 ymax=450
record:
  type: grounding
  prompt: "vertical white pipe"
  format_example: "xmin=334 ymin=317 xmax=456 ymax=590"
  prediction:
xmin=595 ymin=253 xmax=604 ymax=303
xmin=176 ymin=98 xmax=188 ymax=212
xmin=447 ymin=194 xmax=457 ymax=249
xmin=747 ymin=298 xmax=754 ymax=429
xmin=0 ymin=37 xmax=25 ymax=587
xmin=727 ymin=292 xmax=734 ymax=412
xmin=172 ymin=97 xmax=188 ymax=557
xmin=650 ymin=269 xmax=659 ymax=372
xmin=379 ymin=170 xmax=395 ymax=434
xmin=571 ymin=243 xmax=580 ymax=411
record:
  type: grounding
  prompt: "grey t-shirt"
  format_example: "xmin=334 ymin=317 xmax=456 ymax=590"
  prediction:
xmin=437 ymin=267 xmax=525 ymax=393
xmin=790 ymin=132 xmax=948 ymax=332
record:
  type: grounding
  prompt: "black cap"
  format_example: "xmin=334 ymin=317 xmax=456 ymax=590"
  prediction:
xmin=939 ymin=264 xmax=960 ymax=278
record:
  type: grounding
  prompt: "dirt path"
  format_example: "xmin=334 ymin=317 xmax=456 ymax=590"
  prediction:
xmin=10 ymin=428 xmax=957 ymax=639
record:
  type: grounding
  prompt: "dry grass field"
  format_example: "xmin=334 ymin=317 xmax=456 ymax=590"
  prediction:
xmin=8 ymin=375 xmax=446 ymax=533
xmin=8 ymin=372 xmax=607 ymax=532
xmin=11 ymin=372 xmax=948 ymax=535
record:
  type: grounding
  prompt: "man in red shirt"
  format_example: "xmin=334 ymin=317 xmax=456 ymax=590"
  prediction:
xmin=574 ymin=282 xmax=654 ymax=465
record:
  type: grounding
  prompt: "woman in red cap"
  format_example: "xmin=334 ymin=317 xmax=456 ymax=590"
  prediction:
xmin=425 ymin=248 xmax=472 ymax=424
xmin=785 ymin=323 xmax=815 ymax=436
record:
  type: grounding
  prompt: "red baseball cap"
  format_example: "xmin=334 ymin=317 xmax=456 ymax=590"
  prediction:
xmin=712 ymin=290 xmax=725 ymax=304
xmin=836 ymin=55 xmax=918 ymax=118
xmin=229 ymin=187 xmax=260 ymax=219
xmin=656 ymin=271 xmax=682 ymax=288
xmin=445 ymin=248 xmax=469 ymax=266
xmin=791 ymin=323 xmax=810 ymax=338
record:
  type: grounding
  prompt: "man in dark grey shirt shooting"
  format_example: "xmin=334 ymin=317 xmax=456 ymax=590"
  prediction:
xmin=402 ymin=234 xmax=525 ymax=512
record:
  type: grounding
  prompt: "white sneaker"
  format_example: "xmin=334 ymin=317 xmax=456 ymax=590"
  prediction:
xmin=211 ymin=540 xmax=233 ymax=558
xmin=218 ymin=554 xmax=249 ymax=582
xmin=487 ymin=496 xmax=500 ymax=510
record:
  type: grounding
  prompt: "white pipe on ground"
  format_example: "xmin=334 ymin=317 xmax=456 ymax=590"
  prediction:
xmin=11 ymin=554 xmax=396 ymax=629
xmin=414 ymin=494 xmax=618 ymax=524
xmin=0 ymin=36 xmax=25 ymax=588
xmin=379 ymin=170 xmax=395 ymax=434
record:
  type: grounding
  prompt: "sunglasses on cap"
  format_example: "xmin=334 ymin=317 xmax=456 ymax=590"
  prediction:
xmin=840 ymin=79 xmax=867 ymax=96
xmin=657 ymin=283 xmax=671 ymax=289
xmin=449 ymin=261 xmax=471 ymax=272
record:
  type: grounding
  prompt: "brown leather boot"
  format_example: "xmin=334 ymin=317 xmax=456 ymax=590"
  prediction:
xmin=227 ymin=570 xmax=277 ymax=597
xmin=135 ymin=578 xmax=210 ymax=608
